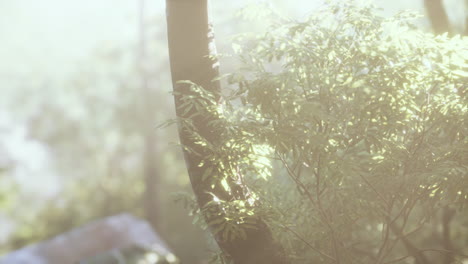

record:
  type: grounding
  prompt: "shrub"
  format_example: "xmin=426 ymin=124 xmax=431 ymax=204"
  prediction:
xmin=205 ymin=1 xmax=468 ymax=263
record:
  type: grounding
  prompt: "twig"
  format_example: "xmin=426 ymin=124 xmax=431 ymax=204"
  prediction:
xmin=281 ymin=224 xmax=336 ymax=262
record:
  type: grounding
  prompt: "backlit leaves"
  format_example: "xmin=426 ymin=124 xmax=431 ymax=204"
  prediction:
xmin=180 ymin=1 xmax=467 ymax=262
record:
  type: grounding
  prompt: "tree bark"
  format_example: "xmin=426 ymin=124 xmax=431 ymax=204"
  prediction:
xmin=165 ymin=0 xmax=289 ymax=263
xmin=424 ymin=0 xmax=451 ymax=34
xmin=465 ymin=0 xmax=468 ymax=35
xmin=139 ymin=0 xmax=160 ymax=230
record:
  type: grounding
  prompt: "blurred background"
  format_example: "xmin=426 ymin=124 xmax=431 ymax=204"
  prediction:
xmin=0 ymin=0 xmax=466 ymax=263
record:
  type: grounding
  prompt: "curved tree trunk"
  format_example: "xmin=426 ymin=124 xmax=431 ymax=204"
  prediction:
xmin=165 ymin=0 xmax=289 ymax=263
xmin=424 ymin=0 xmax=451 ymax=34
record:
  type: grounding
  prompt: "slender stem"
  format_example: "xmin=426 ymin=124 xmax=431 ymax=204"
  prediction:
xmin=281 ymin=225 xmax=336 ymax=262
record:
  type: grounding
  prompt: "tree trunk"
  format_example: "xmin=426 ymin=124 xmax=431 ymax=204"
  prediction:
xmin=424 ymin=0 xmax=451 ymax=34
xmin=139 ymin=0 xmax=160 ymax=229
xmin=165 ymin=0 xmax=289 ymax=263
xmin=465 ymin=0 xmax=468 ymax=35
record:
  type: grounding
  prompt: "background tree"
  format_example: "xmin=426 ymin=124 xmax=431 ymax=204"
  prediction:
xmin=424 ymin=0 xmax=451 ymax=34
xmin=424 ymin=0 xmax=468 ymax=35
xmin=138 ymin=0 xmax=160 ymax=231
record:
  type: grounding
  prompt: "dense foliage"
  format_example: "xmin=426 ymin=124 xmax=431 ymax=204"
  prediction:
xmin=184 ymin=2 xmax=467 ymax=263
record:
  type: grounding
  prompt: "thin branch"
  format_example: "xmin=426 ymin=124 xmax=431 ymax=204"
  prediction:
xmin=314 ymin=154 xmax=341 ymax=264
xmin=278 ymin=153 xmax=317 ymax=207
xmin=359 ymin=173 xmax=390 ymax=208
xmin=281 ymin=225 xmax=337 ymax=262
